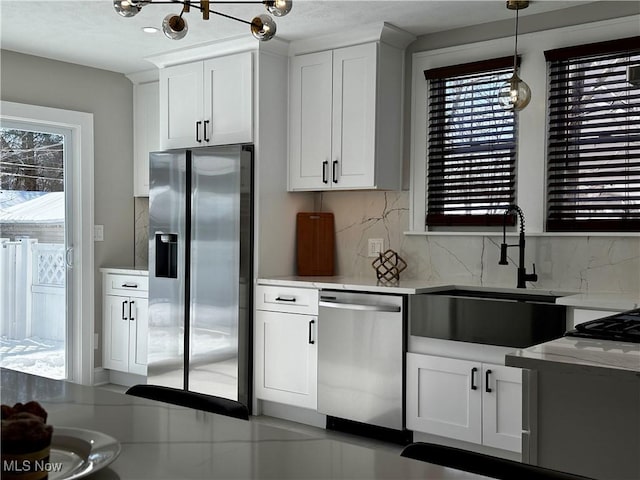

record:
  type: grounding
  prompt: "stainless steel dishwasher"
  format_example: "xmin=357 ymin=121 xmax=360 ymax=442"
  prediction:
xmin=318 ymin=291 xmax=404 ymax=431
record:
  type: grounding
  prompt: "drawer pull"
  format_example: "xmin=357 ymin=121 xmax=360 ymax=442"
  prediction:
xmin=275 ymin=296 xmax=296 ymax=303
xmin=485 ymin=369 xmax=493 ymax=393
xmin=129 ymin=300 xmax=135 ymax=321
xmin=122 ymin=300 xmax=128 ymax=320
xmin=121 ymin=282 xmax=138 ymax=288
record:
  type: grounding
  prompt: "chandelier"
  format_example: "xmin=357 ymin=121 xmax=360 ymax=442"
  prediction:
xmin=497 ymin=0 xmax=531 ymax=111
xmin=113 ymin=0 xmax=292 ymax=42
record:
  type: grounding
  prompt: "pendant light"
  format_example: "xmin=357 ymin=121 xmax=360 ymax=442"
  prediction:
xmin=498 ymin=0 xmax=531 ymax=111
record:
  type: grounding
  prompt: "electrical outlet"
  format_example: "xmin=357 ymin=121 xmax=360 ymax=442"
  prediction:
xmin=94 ymin=225 xmax=104 ymax=242
xmin=368 ymin=238 xmax=384 ymax=257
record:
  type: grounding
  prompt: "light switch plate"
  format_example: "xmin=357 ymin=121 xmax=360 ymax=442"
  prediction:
xmin=94 ymin=225 xmax=104 ymax=242
xmin=368 ymin=238 xmax=384 ymax=257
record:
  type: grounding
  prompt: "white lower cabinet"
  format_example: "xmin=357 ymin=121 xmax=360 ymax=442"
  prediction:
xmin=407 ymin=352 xmax=522 ymax=453
xmin=102 ymin=271 xmax=148 ymax=376
xmin=255 ymin=285 xmax=318 ymax=410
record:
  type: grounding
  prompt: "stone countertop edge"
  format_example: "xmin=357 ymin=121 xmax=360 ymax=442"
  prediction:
xmin=258 ymin=276 xmax=640 ymax=308
xmin=555 ymin=292 xmax=640 ymax=311
xmin=100 ymin=266 xmax=149 ymax=275
xmin=258 ymin=276 xmax=570 ymax=297
xmin=505 ymin=337 xmax=640 ymax=378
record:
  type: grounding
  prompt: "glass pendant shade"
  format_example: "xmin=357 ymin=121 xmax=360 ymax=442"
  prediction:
xmin=162 ymin=14 xmax=188 ymax=40
xmin=251 ymin=14 xmax=276 ymax=41
xmin=266 ymin=0 xmax=292 ymax=17
xmin=498 ymin=71 xmax=532 ymax=111
xmin=113 ymin=0 xmax=140 ymax=18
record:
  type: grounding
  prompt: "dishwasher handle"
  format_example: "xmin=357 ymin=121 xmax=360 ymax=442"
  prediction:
xmin=319 ymin=299 xmax=401 ymax=313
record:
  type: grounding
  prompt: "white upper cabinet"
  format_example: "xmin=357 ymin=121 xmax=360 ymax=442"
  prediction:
xmin=288 ymin=51 xmax=333 ymax=189
xmin=159 ymin=51 xmax=253 ymax=149
xmin=331 ymin=43 xmax=377 ymax=189
xmin=288 ymin=24 xmax=414 ymax=191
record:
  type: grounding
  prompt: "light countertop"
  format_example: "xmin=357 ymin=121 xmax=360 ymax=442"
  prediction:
xmin=257 ymin=276 xmax=569 ymax=297
xmin=258 ymin=276 xmax=640 ymax=311
xmin=505 ymin=336 xmax=640 ymax=378
xmin=555 ymin=292 xmax=640 ymax=311
xmin=100 ymin=269 xmax=639 ymax=310
xmin=100 ymin=266 xmax=149 ymax=275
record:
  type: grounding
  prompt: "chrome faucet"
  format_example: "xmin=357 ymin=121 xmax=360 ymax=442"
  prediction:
xmin=499 ymin=205 xmax=538 ymax=289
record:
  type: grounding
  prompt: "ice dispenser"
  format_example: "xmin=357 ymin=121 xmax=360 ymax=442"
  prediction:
xmin=155 ymin=233 xmax=178 ymax=278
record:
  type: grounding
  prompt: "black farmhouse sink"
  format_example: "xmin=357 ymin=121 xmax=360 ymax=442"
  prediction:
xmin=410 ymin=289 xmax=567 ymax=348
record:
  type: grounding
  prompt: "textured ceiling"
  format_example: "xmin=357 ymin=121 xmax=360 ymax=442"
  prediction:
xmin=0 ymin=1 xmax=606 ymax=74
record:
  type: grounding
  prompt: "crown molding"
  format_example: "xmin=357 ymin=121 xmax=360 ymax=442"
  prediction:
xmin=146 ymin=35 xmax=289 ymax=68
xmin=288 ymin=22 xmax=416 ymax=56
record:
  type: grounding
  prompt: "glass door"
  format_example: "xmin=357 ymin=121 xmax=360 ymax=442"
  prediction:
xmin=0 ymin=121 xmax=72 ymax=380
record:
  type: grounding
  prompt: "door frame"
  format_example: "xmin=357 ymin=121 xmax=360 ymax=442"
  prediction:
xmin=1 ymin=100 xmax=95 ymax=385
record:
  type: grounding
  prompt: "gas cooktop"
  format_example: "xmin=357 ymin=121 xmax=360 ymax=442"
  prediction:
xmin=565 ymin=308 xmax=640 ymax=344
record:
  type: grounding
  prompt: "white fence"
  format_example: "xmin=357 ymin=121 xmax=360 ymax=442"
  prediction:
xmin=0 ymin=238 xmax=65 ymax=341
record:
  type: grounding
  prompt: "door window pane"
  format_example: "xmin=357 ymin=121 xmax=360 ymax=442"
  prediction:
xmin=0 ymin=127 xmax=67 ymax=379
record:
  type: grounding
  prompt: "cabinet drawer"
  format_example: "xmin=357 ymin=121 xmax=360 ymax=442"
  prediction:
xmin=256 ymin=285 xmax=318 ymax=315
xmin=104 ymin=274 xmax=148 ymax=297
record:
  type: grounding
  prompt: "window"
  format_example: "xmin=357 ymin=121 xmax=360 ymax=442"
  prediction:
xmin=545 ymin=36 xmax=640 ymax=232
xmin=425 ymin=56 xmax=517 ymax=227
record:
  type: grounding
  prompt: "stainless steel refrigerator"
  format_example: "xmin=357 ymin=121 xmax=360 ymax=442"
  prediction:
xmin=147 ymin=145 xmax=252 ymax=410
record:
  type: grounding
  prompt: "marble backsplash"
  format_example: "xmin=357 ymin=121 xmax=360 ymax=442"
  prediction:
xmin=134 ymin=197 xmax=149 ymax=269
xmin=133 ymin=192 xmax=640 ymax=294
xmin=316 ymin=190 xmax=640 ymax=295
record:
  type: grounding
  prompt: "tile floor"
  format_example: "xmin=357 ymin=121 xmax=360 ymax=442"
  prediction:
xmin=97 ymin=383 xmax=404 ymax=455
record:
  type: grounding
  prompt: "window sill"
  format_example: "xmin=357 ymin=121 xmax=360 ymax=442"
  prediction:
xmin=404 ymin=231 xmax=640 ymax=238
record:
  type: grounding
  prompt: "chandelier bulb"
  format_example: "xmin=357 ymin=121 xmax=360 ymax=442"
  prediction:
xmin=251 ymin=14 xmax=276 ymax=41
xmin=113 ymin=0 xmax=141 ymax=17
xmin=265 ymin=0 xmax=292 ymax=17
xmin=162 ymin=14 xmax=188 ymax=40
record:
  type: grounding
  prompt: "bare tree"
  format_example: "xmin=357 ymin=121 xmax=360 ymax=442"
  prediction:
xmin=0 ymin=128 xmax=64 ymax=192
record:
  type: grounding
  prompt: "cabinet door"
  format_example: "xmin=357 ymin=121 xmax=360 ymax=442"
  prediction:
xmin=103 ymin=295 xmax=131 ymax=373
xmin=255 ymin=310 xmax=317 ymax=409
xmin=203 ymin=52 xmax=253 ymax=146
xmin=482 ymin=364 xmax=522 ymax=453
xmin=288 ymin=51 xmax=333 ymax=191
xmin=128 ymin=297 xmax=149 ymax=376
xmin=159 ymin=62 xmax=204 ymax=149
xmin=406 ymin=353 xmax=482 ymax=444
xmin=331 ymin=43 xmax=377 ymax=189
xmin=133 ymin=81 xmax=159 ymax=197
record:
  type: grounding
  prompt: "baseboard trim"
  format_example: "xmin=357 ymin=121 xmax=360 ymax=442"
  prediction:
xmin=93 ymin=368 xmax=110 ymax=386
xmin=260 ymin=400 xmax=326 ymax=429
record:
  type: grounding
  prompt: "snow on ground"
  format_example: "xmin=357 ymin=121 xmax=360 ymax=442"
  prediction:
xmin=0 ymin=336 xmax=65 ymax=379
